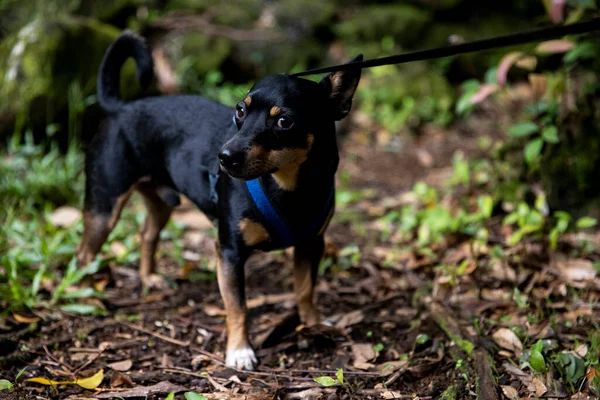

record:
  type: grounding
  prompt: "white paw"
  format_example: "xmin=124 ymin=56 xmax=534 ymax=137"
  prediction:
xmin=226 ymin=347 xmax=257 ymax=370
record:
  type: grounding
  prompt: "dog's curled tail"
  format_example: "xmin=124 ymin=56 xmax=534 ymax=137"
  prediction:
xmin=97 ymin=31 xmax=154 ymax=114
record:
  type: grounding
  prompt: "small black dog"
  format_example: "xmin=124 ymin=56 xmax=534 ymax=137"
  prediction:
xmin=76 ymin=31 xmax=362 ymax=370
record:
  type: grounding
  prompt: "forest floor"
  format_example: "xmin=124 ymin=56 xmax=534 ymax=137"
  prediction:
xmin=1 ymin=105 xmax=599 ymax=400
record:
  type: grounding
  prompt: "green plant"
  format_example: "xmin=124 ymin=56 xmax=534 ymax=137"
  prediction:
xmin=314 ymin=368 xmax=344 ymax=387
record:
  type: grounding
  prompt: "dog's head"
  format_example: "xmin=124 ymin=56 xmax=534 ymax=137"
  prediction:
xmin=218 ymin=55 xmax=363 ymax=190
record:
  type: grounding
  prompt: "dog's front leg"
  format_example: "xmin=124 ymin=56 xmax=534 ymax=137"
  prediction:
xmin=294 ymin=235 xmax=325 ymax=327
xmin=216 ymin=245 xmax=256 ymax=370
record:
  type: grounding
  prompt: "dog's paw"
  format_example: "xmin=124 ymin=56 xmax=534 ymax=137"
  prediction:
xmin=141 ymin=273 xmax=169 ymax=291
xmin=226 ymin=347 xmax=258 ymax=370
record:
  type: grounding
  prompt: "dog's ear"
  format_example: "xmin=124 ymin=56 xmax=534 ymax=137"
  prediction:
xmin=320 ymin=54 xmax=363 ymax=121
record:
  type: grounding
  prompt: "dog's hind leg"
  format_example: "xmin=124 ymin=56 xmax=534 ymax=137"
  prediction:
xmin=76 ymin=135 xmax=139 ymax=268
xmin=136 ymin=182 xmax=173 ymax=289
xmin=76 ymin=187 xmax=134 ymax=267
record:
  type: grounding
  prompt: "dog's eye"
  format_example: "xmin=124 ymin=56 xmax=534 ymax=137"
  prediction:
xmin=235 ymin=105 xmax=245 ymax=120
xmin=277 ymin=116 xmax=294 ymax=129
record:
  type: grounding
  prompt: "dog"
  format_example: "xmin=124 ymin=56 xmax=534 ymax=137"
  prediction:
xmin=75 ymin=31 xmax=362 ymax=370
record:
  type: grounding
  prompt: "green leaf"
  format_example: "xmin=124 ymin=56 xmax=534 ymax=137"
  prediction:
xmin=15 ymin=367 xmax=27 ymax=381
xmin=314 ymin=376 xmax=339 ymax=387
xmin=524 ymin=138 xmax=544 ymax=165
xmin=542 ymin=126 xmax=559 ymax=143
xmin=416 ymin=333 xmax=430 ymax=345
xmin=576 ymin=217 xmax=597 ymax=229
xmin=530 ymin=340 xmax=547 ymax=373
xmin=184 ymin=393 xmax=208 ymax=400
xmin=62 ymin=288 xmax=95 ymax=299
xmin=59 ymin=304 xmax=104 ymax=315
xmin=478 ymin=195 xmax=494 ymax=218
xmin=373 ymin=343 xmax=384 ymax=352
xmin=335 ymin=368 xmax=344 ymax=385
xmin=508 ymin=122 xmax=539 ymax=138
xmin=0 ymin=380 xmax=12 ymax=390
xmin=557 ymin=353 xmax=586 ymax=383
xmin=165 ymin=393 xmax=175 ymax=400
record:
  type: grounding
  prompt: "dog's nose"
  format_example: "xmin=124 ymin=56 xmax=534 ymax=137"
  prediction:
xmin=218 ymin=148 xmax=244 ymax=169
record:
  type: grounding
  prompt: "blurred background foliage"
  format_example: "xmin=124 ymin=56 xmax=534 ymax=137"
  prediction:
xmin=0 ymin=0 xmax=599 ymax=281
xmin=0 ymin=0 xmax=560 ymax=142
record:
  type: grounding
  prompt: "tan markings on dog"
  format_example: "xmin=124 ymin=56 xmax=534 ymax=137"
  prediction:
xmin=77 ymin=212 xmax=111 ymax=266
xmin=239 ymin=218 xmax=270 ymax=246
xmin=137 ymin=184 xmax=173 ymax=281
xmin=248 ymin=144 xmax=267 ymax=159
xmin=76 ymin=185 xmax=137 ymax=266
xmin=244 ymin=96 xmax=252 ymax=106
xmin=216 ymin=251 xmax=250 ymax=353
xmin=269 ymin=106 xmax=282 ymax=117
xmin=329 ymin=72 xmax=344 ymax=98
xmin=294 ymin=250 xmax=321 ymax=326
xmin=108 ymin=187 xmax=135 ymax=229
xmin=270 ymin=134 xmax=314 ymax=191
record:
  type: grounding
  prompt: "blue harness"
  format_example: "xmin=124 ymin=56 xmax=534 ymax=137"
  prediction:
xmin=246 ymin=179 xmax=335 ymax=248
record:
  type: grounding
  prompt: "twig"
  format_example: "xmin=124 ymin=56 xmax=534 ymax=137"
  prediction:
xmin=358 ymin=390 xmax=432 ymax=399
xmin=474 ymin=349 xmax=500 ymax=400
xmin=263 ymin=368 xmax=379 ymax=376
xmin=73 ymin=345 xmax=108 ymax=375
xmin=234 ymin=369 xmax=316 ymax=382
xmin=424 ymin=300 xmax=501 ymax=400
xmin=43 ymin=345 xmax=74 ymax=373
xmin=120 ymin=322 xmax=191 ymax=347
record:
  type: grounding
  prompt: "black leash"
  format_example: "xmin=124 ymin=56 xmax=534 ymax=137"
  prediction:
xmin=289 ymin=18 xmax=600 ymax=77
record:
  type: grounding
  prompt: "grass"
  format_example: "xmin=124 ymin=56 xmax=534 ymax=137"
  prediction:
xmin=0 ymin=131 xmax=184 ymax=315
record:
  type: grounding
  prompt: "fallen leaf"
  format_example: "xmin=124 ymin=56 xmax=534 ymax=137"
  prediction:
xmin=575 ymin=344 xmax=588 ymax=358
xmin=381 ymin=391 xmax=404 ymax=399
xmin=110 ymin=371 xmax=134 ymax=388
xmin=75 ymin=370 xmax=104 ymax=389
xmin=26 ymin=369 xmax=104 ymax=390
xmin=377 ymin=360 xmax=408 ymax=377
xmin=110 ymin=242 xmax=128 ymax=257
xmin=172 ymin=210 xmax=212 ymax=230
xmin=351 ymin=343 xmax=378 ymax=370
xmin=96 ymin=381 xmax=187 ymax=398
xmin=500 ymin=385 xmax=518 ymax=399
xmin=12 ymin=313 xmax=40 ymax=324
xmin=108 ymin=359 xmax=132 ymax=372
xmin=203 ymin=304 xmax=225 ymax=316
xmin=552 ymin=255 xmax=597 ymax=288
xmin=49 ymin=206 xmax=82 ymax=227
xmin=492 ymin=328 xmax=523 ymax=357
xmin=527 ymin=377 xmax=547 ymax=397
xmin=334 ymin=310 xmax=364 ymax=329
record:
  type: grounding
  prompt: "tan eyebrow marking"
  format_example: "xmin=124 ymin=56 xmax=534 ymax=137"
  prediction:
xmin=270 ymin=106 xmax=282 ymax=117
xmin=244 ymin=96 xmax=251 ymax=106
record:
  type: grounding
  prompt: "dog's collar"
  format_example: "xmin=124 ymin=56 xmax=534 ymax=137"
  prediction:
xmin=246 ymin=178 xmax=335 ymax=248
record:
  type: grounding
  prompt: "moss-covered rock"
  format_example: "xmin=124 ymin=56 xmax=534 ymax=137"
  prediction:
xmin=0 ymin=16 xmax=139 ymax=137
